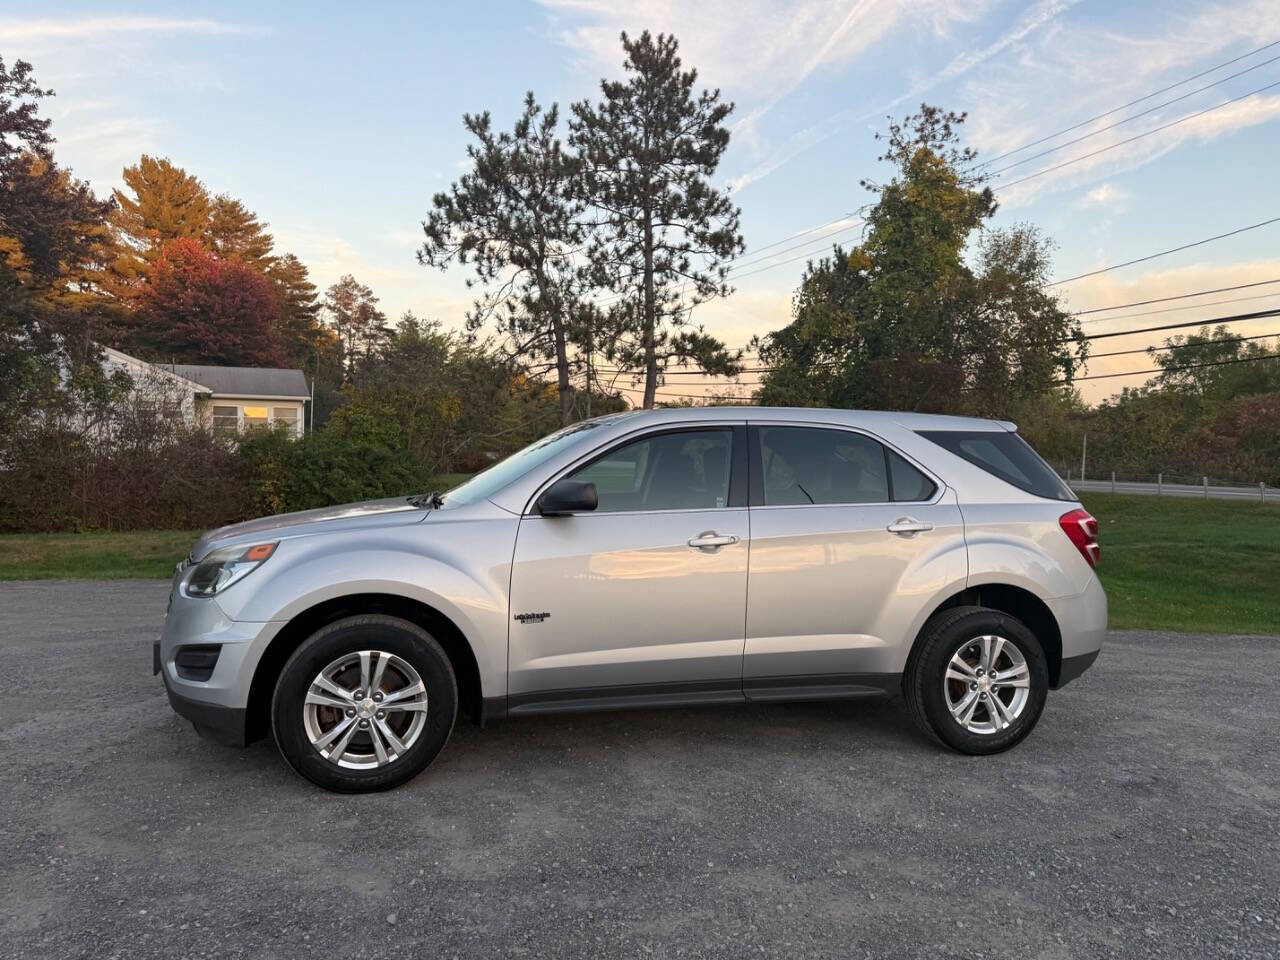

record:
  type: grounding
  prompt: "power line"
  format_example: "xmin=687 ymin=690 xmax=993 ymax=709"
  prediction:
xmin=589 ymin=224 xmax=864 ymax=309
xmin=577 ymin=48 xmax=1280 ymax=319
xmin=1047 ymin=217 xmax=1280 ymax=286
xmin=1076 ymin=307 xmax=1280 ymax=340
xmin=643 ymin=350 xmax=1280 ymax=396
xmin=591 ymin=222 xmax=865 ymax=308
xmin=626 ymin=351 xmax=1280 ymax=396
xmin=1068 ymin=352 xmax=1280 ymax=382
xmin=1088 ymin=329 xmax=1280 ymax=360
xmin=736 ymin=212 xmax=864 ymax=258
xmin=1073 ymin=278 xmax=1280 ymax=314
xmin=978 ymin=39 xmax=1280 ymax=167
xmin=641 ymin=352 xmax=1280 ymax=395
xmin=597 ymin=215 xmax=1280 ymax=320
xmin=1079 ymin=289 xmax=1280 ymax=325
xmin=726 ymin=220 xmax=863 ymax=271
xmin=997 ymin=79 xmax=1280 ymax=192
xmin=986 ymin=51 xmax=1280 ymax=176
xmin=600 ymin=307 xmax=1280 ymax=387
xmin=713 ymin=42 xmax=1280 ymax=292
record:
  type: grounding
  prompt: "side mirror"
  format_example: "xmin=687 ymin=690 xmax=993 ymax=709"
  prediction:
xmin=536 ymin=479 xmax=598 ymax=516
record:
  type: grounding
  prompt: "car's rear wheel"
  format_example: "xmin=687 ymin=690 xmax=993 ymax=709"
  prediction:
xmin=904 ymin=605 xmax=1048 ymax=755
xmin=271 ymin=615 xmax=457 ymax=792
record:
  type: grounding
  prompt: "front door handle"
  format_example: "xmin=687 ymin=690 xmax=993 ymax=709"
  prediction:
xmin=688 ymin=532 xmax=740 ymax=549
xmin=887 ymin=517 xmax=933 ymax=536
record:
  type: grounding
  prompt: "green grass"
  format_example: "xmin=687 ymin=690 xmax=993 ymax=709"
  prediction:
xmin=0 ymin=529 xmax=198 ymax=580
xmin=1081 ymin=492 xmax=1280 ymax=634
xmin=3 ymin=489 xmax=1276 ymax=635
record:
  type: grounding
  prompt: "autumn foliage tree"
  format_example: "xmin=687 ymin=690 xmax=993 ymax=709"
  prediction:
xmin=131 ymin=237 xmax=288 ymax=366
xmin=322 ymin=274 xmax=389 ymax=377
xmin=0 ymin=57 xmax=116 ymax=439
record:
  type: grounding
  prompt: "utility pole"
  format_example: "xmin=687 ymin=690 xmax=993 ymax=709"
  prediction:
xmin=1080 ymin=433 xmax=1087 ymax=484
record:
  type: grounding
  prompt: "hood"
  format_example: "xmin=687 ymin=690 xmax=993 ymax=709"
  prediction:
xmin=191 ymin=496 xmax=428 ymax=561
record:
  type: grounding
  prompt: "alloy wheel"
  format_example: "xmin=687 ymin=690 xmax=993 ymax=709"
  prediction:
xmin=302 ymin=650 xmax=429 ymax=769
xmin=943 ymin=635 xmax=1031 ymax=735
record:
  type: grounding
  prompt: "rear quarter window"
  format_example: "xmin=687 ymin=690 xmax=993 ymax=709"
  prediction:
xmin=917 ymin=429 xmax=1074 ymax=501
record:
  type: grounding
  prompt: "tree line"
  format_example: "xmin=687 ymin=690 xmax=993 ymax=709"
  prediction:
xmin=3 ymin=34 xmax=1276 ymax=533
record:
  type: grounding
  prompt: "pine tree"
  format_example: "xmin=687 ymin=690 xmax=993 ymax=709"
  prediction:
xmin=419 ymin=93 xmax=588 ymax=425
xmin=106 ymin=155 xmax=211 ymax=298
xmin=570 ymin=31 xmax=744 ymax=408
xmin=266 ymin=253 xmax=323 ymax=360
xmin=207 ymin=194 xmax=275 ymax=270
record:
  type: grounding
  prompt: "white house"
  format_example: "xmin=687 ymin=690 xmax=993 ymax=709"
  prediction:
xmin=101 ymin=346 xmax=311 ymax=438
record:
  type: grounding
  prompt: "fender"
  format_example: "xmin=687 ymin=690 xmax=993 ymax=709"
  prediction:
xmin=212 ymin=512 xmax=520 ymax=701
xmin=959 ymin=499 xmax=1094 ymax=600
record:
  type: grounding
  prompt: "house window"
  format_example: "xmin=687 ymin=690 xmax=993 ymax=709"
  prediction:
xmin=212 ymin=405 xmax=239 ymax=435
xmin=273 ymin=407 xmax=300 ymax=434
xmin=242 ymin=405 xmax=269 ymax=431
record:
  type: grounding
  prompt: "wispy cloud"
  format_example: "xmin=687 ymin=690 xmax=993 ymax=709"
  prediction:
xmin=720 ymin=0 xmax=1073 ymax=194
xmin=7 ymin=14 xmax=267 ymax=190
xmin=537 ymin=0 xmax=983 ymax=103
xmin=0 ymin=16 xmax=262 ymax=44
xmin=1076 ymin=182 xmax=1131 ymax=210
xmin=964 ymin=0 xmax=1280 ymax=207
xmin=993 ymin=90 xmax=1280 ymax=207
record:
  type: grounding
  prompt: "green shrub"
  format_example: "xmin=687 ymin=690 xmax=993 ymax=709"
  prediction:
xmin=238 ymin=427 xmax=434 ymax=516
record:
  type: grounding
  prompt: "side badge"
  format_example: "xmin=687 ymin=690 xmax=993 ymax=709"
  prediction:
xmin=514 ymin=612 xmax=551 ymax=625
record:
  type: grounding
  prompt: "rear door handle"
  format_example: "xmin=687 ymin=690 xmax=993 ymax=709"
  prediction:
xmin=887 ymin=517 xmax=933 ymax=535
xmin=688 ymin=532 xmax=740 ymax=549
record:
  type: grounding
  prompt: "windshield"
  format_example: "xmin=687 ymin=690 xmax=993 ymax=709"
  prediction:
xmin=439 ymin=419 xmax=609 ymax=508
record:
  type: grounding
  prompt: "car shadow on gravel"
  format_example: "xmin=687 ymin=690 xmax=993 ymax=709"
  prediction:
xmin=154 ymin=693 xmax=934 ymax=794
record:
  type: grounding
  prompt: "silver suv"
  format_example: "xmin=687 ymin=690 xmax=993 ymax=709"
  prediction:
xmin=156 ymin=407 xmax=1105 ymax=792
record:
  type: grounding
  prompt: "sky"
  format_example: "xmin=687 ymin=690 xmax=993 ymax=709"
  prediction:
xmin=4 ymin=0 xmax=1279 ymax=403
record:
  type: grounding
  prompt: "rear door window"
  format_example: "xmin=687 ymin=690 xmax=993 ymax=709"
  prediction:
xmin=917 ymin=429 xmax=1073 ymax=501
xmin=757 ymin=427 xmax=935 ymax=505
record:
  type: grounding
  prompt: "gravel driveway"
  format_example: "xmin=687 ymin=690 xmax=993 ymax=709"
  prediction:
xmin=2 ymin=580 xmax=1277 ymax=959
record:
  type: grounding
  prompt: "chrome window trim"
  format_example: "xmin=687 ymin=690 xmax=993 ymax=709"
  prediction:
xmin=521 ymin=421 xmax=747 ymax=517
xmin=751 ymin=419 xmax=946 ymax=509
xmin=519 ymin=505 xmax=750 ymax=521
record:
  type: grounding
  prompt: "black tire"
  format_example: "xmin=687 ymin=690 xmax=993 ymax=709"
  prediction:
xmin=903 ymin=605 xmax=1049 ymax=755
xmin=271 ymin=614 xmax=457 ymax=792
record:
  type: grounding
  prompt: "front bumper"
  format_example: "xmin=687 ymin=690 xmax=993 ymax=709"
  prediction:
xmin=156 ymin=579 xmax=282 ymax=747
xmin=159 ymin=652 xmax=249 ymax=747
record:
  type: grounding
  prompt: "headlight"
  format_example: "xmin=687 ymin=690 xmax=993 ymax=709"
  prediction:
xmin=184 ymin=542 xmax=277 ymax=597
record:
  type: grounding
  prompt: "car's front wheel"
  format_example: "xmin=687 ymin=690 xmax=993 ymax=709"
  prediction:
xmin=271 ymin=614 xmax=457 ymax=792
xmin=904 ymin=606 xmax=1049 ymax=755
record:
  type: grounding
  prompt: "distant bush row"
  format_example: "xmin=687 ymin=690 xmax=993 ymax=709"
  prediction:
xmin=0 ymin=419 xmax=435 ymax=534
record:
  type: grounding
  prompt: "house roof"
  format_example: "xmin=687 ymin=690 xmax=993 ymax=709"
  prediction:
xmin=159 ymin=364 xmax=310 ymax=400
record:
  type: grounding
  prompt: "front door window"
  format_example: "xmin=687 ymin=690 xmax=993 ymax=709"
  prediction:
xmin=569 ymin=429 xmax=732 ymax=512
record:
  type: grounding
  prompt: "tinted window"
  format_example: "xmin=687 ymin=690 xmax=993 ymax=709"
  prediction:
xmin=760 ymin=427 xmax=889 ymax=505
xmin=888 ymin=449 xmax=937 ymax=502
xmin=570 ymin=430 xmax=732 ymax=512
xmin=917 ymin=429 xmax=1073 ymax=501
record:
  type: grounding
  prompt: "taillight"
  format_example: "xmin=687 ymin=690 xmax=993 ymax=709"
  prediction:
xmin=1059 ymin=508 xmax=1100 ymax=569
